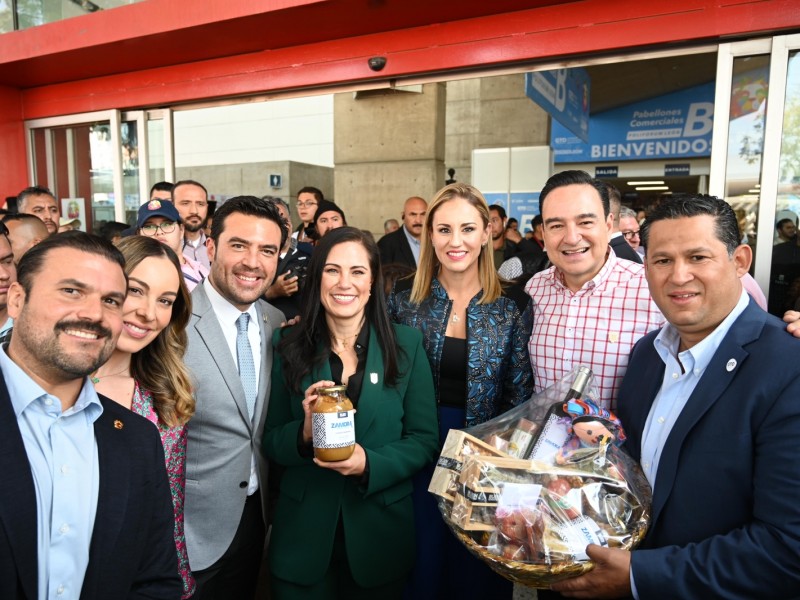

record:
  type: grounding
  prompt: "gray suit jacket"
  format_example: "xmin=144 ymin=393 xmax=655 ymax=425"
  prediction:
xmin=183 ymin=283 xmax=284 ymax=571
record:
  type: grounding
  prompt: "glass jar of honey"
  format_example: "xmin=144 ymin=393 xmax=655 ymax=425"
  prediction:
xmin=311 ymin=385 xmax=355 ymax=461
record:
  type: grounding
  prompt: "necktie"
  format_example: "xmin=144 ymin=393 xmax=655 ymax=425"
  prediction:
xmin=236 ymin=313 xmax=257 ymax=420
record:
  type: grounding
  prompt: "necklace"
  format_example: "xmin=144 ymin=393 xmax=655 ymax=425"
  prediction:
xmin=451 ymin=313 xmax=460 ymax=323
xmin=90 ymin=366 xmax=130 ymax=384
xmin=331 ymin=332 xmax=359 ymax=350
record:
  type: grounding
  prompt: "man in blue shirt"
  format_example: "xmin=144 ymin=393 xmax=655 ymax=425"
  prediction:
xmin=552 ymin=195 xmax=800 ymax=599
xmin=0 ymin=232 xmax=181 ymax=600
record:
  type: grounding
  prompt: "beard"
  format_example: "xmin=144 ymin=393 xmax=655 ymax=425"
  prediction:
xmin=16 ymin=314 xmax=116 ymax=380
xmin=184 ymin=219 xmax=206 ymax=234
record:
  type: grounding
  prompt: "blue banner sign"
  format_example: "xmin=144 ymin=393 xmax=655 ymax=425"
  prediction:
xmin=526 ymin=68 xmax=591 ymax=143
xmin=552 ymin=82 xmax=715 ymax=163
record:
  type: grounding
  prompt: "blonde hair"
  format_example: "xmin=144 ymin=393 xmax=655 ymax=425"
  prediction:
xmin=410 ymin=183 xmax=502 ymax=305
xmin=116 ymin=236 xmax=195 ymax=427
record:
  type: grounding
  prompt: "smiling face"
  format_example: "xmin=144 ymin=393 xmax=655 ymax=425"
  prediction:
xmin=20 ymin=193 xmax=60 ymax=234
xmin=7 ymin=247 xmax=126 ymax=384
xmin=320 ymin=241 xmax=372 ymax=326
xmin=430 ymin=197 xmax=490 ymax=279
xmin=645 ymin=215 xmax=751 ymax=350
xmin=207 ymin=212 xmax=281 ymax=311
xmin=116 ymin=256 xmax=180 ymax=355
xmin=541 ymin=183 xmax=613 ymax=291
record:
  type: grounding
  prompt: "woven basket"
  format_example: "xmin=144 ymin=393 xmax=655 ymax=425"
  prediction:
xmin=450 ymin=521 xmax=648 ymax=588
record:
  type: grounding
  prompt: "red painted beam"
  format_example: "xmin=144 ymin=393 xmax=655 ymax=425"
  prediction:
xmin=0 ymin=0 xmax=560 ymax=88
xmin=19 ymin=0 xmax=800 ymax=119
xmin=0 ymin=86 xmax=27 ymax=198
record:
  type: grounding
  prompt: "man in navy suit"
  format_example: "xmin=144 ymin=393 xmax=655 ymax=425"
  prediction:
xmin=0 ymin=232 xmax=180 ymax=600
xmin=553 ymin=195 xmax=800 ymax=599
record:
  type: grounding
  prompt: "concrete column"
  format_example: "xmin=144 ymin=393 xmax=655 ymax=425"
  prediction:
xmin=333 ymin=83 xmax=446 ymax=234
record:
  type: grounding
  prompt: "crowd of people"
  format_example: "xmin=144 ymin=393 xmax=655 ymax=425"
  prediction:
xmin=2 ymin=172 xmax=800 ymax=600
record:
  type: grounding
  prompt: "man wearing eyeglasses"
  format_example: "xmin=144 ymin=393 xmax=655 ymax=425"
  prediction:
xmin=136 ymin=199 xmax=209 ymax=291
xmin=619 ymin=207 xmax=643 ymax=255
xmin=605 ymin=185 xmax=643 ymax=264
xmin=292 ymin=186 xmax=323 ymax=247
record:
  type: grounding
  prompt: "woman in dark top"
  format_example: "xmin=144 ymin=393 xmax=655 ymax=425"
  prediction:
xmin=263 ymin=227 xmax=438 ymax=600
xmin=388 ymin=183 xmax=534 ymax=600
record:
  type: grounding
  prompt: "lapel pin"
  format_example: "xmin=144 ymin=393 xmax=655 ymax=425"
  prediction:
xmin=113 ymin=419 xmax=124 ymax=429
xmin=726 ymin=359 xmax=737 ymax=372
xmin=370 ymin=372 xmax=378 ymax=384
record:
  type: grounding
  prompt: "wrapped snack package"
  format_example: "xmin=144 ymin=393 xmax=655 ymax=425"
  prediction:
xmin=429 ymin=366 xmax=651 ymax=588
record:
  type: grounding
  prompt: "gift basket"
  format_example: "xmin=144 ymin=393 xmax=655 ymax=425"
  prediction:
xmin=429 ymin=366 xmax=651 ymax=588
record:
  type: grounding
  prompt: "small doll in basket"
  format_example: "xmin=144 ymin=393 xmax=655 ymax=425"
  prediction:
xmin=555 ymin=398 xmax=626 ymax=465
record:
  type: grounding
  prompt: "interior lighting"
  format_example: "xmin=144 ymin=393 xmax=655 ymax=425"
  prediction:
xmin=635 ymin=186 xmax=670 ymax=191
xmin=627 ymin=181 xmax=665 ymax=186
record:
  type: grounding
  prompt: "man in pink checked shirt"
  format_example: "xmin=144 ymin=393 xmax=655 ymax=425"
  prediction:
xmin=525 ymin=170 xmax=663 ymax=410
xmin=526 ymin=169 xmax=799 ymax=412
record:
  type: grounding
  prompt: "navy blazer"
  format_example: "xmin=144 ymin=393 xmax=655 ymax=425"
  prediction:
xmin=377 ymin=227 xmax=417 ymax=270
xmin=618 ymin=299 xmax=800 ymax=599
xmin=0 ymin=369 xmax=181 ymax=600
xmin=609 ymin=234 xmax=642 ymax=264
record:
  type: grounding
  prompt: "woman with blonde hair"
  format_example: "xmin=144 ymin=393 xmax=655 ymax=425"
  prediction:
xmin=92 ymin=235 xmax=196 ymax=598
xmin=388 ymin=182 xmax=534 ymax=599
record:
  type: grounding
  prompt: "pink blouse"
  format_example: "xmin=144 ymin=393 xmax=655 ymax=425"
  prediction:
xmin=132 ymin=381 xmax=196 ymax=599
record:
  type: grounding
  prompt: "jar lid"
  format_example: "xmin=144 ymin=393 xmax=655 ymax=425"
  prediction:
xmin=317 ymin=385 xmax=347 ymax=394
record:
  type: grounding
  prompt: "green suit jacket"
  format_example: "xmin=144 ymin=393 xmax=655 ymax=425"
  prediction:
xmin=263 ymin=323 xmax=438 ymax=588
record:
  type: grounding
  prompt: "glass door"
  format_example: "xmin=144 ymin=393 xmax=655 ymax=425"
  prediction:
xmin=25 ymin=109 xmax=174 ymax=231
xmin=710 ymin=34 xmax=800 ymax=315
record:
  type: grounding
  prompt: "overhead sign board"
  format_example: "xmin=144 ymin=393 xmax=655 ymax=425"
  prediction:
xmin=552 ymin=82 xmax=715 ymax=163
xmin=526 ymin=68 xmax=591 ymax=143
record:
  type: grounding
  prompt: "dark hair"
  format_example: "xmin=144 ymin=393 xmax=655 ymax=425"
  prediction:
xmin=507 ymin=217 xmax=518 ymax=228
xmin=776 ymin=218 xmax=796 ymax=231
xmin=297 ymin=186 xmax=324 ymax=202
xmin=489 ymin=204 xmax=507 ymax=220
xmin=17 ymin=186 xmax=56 ymax=211
xmin=278 ymin=226 xmax=401 ymax=393
xmin=641 ymin=194 xmax=741 ymax=256
xmin=172 ymin=179 xmax=208 ymax=198
xmin=95 ymin=221 xmax=130 ymax=241
xmin=17 ymin=231 xmax=125 ymax=296
xmin=532 ymin=214 xmax=543 ymax=229
xmin=539 ymin=170 xmax=610 ymax=218
xmin=210 ymin=196 xmax=288 ymax=250
xmin=149 ymin=181 xmax=174 ymax=197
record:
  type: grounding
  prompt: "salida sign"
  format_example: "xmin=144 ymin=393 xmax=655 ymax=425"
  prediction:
xmin=552 ymin=82 xmax=714 ymax=163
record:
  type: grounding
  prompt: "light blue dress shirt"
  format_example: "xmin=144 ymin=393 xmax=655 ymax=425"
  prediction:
xmin=0 ymin=345 xmax=102 ymax=600
xmin=631 ymin=289 xmax=749 ymax=598
xmin=402 ymin=225 xmax=421 ymax=265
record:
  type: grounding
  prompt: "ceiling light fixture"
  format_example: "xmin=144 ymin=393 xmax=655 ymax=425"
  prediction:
xmin=635 ymin=186 xmax=670 ymax=191
xmin=627 ymin=181 xmax=665 ymax=186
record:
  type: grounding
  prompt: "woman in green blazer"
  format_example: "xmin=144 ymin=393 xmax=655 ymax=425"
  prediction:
xmin=263 ymin=227 xmax=439 ymax=600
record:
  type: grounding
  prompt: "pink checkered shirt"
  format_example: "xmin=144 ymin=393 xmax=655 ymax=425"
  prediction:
xmin=525 ymin=251 xmax=665 ymax=409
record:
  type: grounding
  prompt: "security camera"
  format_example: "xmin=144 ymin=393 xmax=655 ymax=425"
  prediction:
xmin=368 ymin=56 xmax=387 ymax=72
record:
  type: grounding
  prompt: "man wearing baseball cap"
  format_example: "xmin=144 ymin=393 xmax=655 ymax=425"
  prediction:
xmin=136 ymin=199 xmax=208 ymax=290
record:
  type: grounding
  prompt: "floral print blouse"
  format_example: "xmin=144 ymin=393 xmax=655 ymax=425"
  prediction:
xmin=132 ymin=381 xmax=196 ymax=599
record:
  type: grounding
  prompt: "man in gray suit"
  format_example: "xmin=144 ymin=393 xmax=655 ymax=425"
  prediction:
xmin=183 ymin=196 xmax=287 ymax=600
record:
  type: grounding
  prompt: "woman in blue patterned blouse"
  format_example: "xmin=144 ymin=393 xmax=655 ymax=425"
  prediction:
xmin=388 ymin=182 xmax=534 ymax=600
